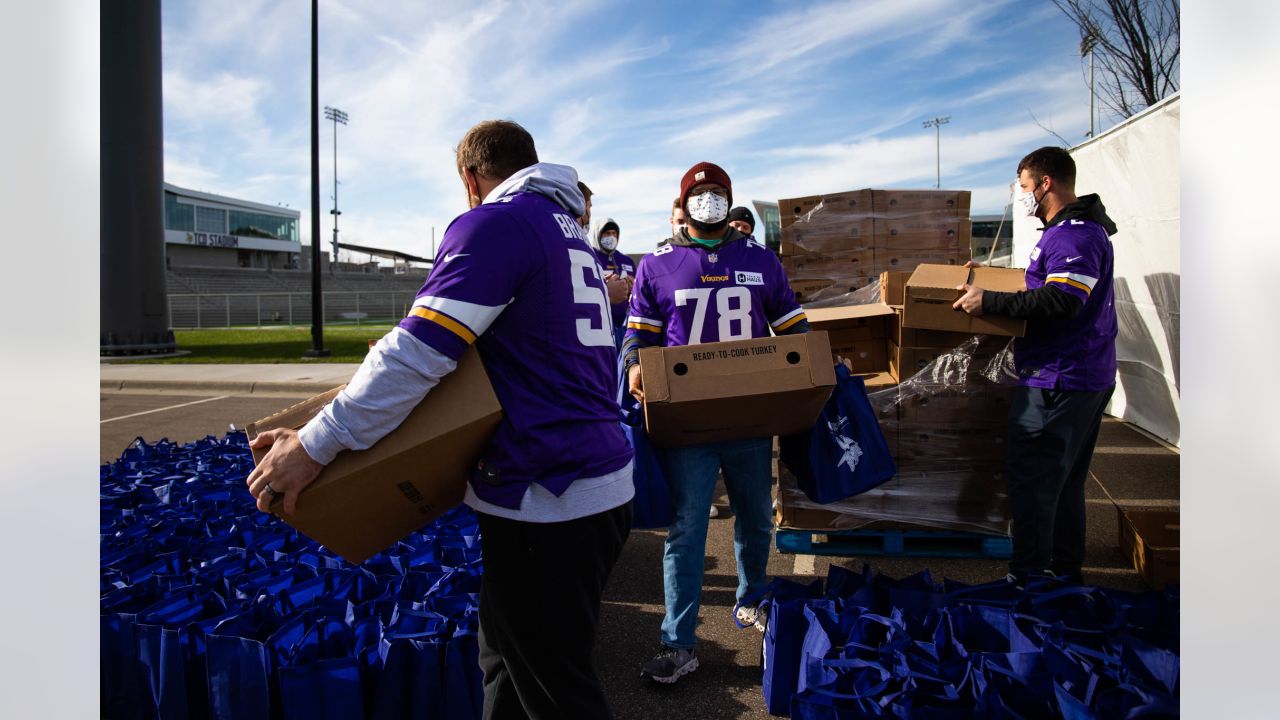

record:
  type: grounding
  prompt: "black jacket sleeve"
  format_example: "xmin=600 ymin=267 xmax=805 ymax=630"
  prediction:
xmin=981 ymin=284 xmax=1083 ymax=320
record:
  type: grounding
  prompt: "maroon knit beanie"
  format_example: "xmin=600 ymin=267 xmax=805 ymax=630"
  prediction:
xmin=679 ymin=162 xmax=732 ymax=209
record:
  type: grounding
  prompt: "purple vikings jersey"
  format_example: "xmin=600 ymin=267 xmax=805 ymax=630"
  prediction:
xmin=1016 ymin=219 xmax=1118 ymax=391
xmin=592 ymin=248 xmax=637 ymax=328
xmin=398 ymin=191 xmax=634 ymax=508
xmin=625 ymin=237 xmax=806 ymax=347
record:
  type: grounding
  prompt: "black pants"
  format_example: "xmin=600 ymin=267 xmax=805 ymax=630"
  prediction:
xmin=476 ymin=503 xmax=631 ymax=720
xmin=1006 ymin=385 xmax=1114 ymax=578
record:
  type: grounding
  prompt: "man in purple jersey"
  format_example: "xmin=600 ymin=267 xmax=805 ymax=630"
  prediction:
xmin=954 ymin=146 xmax=1118 ymax=587
xmin=246 ymin=120 xmax=635 ymax=719
xmin=590 ymin=217 xmax=636 ymax=344
xmin=623 ymin=161 xmax=809 ymax=684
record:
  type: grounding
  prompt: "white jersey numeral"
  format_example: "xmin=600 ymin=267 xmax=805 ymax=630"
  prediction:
xmin=568 ymin=248 xmax=615 ymax=347
xmin=676 ymin=286 xmax=753 ymax=344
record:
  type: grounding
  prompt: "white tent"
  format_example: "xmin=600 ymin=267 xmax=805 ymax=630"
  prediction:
xmin=1012 ymin=94 xmax=1181 ymax=445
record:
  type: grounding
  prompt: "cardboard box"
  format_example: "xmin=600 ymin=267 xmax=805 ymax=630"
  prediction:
xmin=872 ymin=189 xmax=971 ymax=216
xmin=778 ymin=190 xmax=873 ymax=228
xmin=879 ymin=271 xmax=913 ymax=306
xmin=875 ymin=218 xmax=972 ymax=254
xmin=782 ymin=249 xmax=876 ymax=276
xmin=902 ymin=264 xmax=1027 ymax=336
xmin=780 ymin=218 xmax=876 ymax=255
xmin=876 ymin=249 xmax=965 ymax=273
xmin=639 ymin=332 xmax=836 ymax=447
xmin=789 ymin=276 xmax=836 ymax=303
xmin=830 ymin=337 xmax=888 ymax=374
xmin=246 ymin=346 xmax=503 ymax=564
xmin=806 ymin=303 xmax=898 ymax=340
xmin=805 ymin=303 xmax=900 ymax=378
xmin=1118 ymin=508 xmax=1180 ymax=589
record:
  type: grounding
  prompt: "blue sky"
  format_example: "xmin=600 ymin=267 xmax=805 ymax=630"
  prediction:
xmin=162 ymin=0 xmax=1112 ymax=257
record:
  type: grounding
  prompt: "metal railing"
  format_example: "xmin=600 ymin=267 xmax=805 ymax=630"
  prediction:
xmin=168 ymin=291 xmax=419 ymax=329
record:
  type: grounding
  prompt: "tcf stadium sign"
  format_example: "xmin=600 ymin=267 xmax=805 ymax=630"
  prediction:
xmin=186 ymin=232 xmax=239 ymax=248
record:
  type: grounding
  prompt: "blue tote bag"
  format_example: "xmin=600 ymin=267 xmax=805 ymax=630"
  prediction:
xmin=780 ymin=365 xmax=896 ymax=504
xmin=619 ymin=386 xmax=674 ymax=530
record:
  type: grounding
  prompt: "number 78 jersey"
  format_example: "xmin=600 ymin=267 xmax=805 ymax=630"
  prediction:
xmin=626 ymin=238 xmax=806 ymax=347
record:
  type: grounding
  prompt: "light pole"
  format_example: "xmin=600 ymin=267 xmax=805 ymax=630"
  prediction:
xmin=324 ymin=105 xmax=348 ymax=272
xmin=922 ymin=116 xmax=951 ymax=189
xmin=305 ymin=0 xmax=329 ymax=357
xmin=1081 ymin=33 xmax=1097 ymax=137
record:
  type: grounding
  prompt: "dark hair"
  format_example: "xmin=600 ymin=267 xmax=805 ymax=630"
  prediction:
xmin=455 ymin=120 xmax=538 ymax=181
xmin=1017 ymin=146 xmax=1076 ymax=187
xmin=578 ymin=181 xmax=593 ymax=201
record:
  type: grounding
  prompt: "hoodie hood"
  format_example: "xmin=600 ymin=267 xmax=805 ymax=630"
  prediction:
xmin=484 ymin=162 xmax=586 ymax=217
xmin=1046 ymin=193 xmax=1118 ymax=236
xmin=590 ymin=216 xmax=621 ymax=251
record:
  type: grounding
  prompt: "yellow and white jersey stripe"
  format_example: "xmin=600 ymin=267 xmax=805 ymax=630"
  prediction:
xmin=626 ymin=314 xmax=664 ymax=334
xmin=1046 ymin=272 xmax=1098 ymax=295
xmin=770 ymin=307 xmax=807 ymax=332
xmin=409 ymin=295 xmax=509 ymax=344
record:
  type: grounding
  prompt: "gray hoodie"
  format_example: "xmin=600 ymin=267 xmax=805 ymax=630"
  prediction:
xmin=590 ymin=216 xmax=622 ymax=253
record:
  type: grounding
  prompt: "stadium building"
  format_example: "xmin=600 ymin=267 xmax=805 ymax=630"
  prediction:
xmin=163 ymin=182 xmax=303 ymax=269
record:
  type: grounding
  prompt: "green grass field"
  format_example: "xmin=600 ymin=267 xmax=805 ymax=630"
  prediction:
xmin=116 ymin=325 xmax=398 ymax=363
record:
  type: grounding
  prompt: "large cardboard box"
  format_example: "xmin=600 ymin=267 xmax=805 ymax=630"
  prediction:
xmin=789 ymin=276 xmax=836 ymax=303
xmin=782 ymin=249 xmax=876 ymax=277
xmin=780 ymin=218 xmax=875 ymax=255
xmin=778 ymin=190 xmax=873 ymax=228
xmin=872 ymin=189 xmax=971 ymax=216
xmin=1118 ymin=507 xmax=1180 ymax=589
xmin=876 ymin=249 xmax=965 ymax=273
xmin=246 ymin=346 xmax=502 ymax=564
xmin=902 ymin=264 xmax=1027 ymax=336
xmin=876 ymin=217 xmax=972 ymax=252
xmin=805 ymin=303 xmax=900 ymax=386
xmin=639 ymin=333 xmax=836 ymax=447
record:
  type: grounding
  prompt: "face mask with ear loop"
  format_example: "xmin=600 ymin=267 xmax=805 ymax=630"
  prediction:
xmin=686 ymin=191 xmax=730 ymax=224
xmin=598 ymin=234 xmax=618 ymax=252
xmin=1017 ymin=178 xmax=1048 ymax=218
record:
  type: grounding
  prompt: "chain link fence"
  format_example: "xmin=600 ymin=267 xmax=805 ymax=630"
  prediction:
xmin=168 ymin=291 xmax=418 ymax=329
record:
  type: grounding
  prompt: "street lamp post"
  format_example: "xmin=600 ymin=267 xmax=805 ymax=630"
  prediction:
xmin=1081 ymin=34 xmax=1098 ymax=137
xmin=324 ymin=106 xmax=348 ymax=272
xmin=922 ymin=116 xmax=951 ymax=189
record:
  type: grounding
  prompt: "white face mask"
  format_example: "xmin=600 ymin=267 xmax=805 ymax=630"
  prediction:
xmin=687 ymin=191 xmax=729 ymax=224
xmin=1017 ymin=181 xmax=1045 ymax=218
xmin=599 ymin=234 xmax=618 ymax=252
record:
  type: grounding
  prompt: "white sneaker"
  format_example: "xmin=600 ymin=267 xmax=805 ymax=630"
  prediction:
xmin=640 ymin=645 xmax=699 ymax=684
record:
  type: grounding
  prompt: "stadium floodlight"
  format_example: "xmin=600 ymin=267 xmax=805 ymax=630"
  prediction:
xmin=922 ymin=116 xmax=951 ymax=189
xmin=324 ymin=106 xmax=349 ymax=272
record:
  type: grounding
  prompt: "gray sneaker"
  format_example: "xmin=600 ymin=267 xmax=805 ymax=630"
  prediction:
xmin=640 ymin=645 xmax=699 ymax=684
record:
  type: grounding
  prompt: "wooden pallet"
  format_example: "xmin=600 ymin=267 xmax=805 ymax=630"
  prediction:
xmin=776 ymin=527 xmax=1012 ymax=559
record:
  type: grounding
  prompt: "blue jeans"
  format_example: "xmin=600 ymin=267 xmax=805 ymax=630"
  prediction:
xmin=656 ymin=437 xmax=774 ymax=649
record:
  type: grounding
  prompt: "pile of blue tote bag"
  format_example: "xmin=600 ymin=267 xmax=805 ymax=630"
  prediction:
xmin=101 ymin=433 xmax=485 ymax=720
xmin=754 ymin=564 xmax=1179 ymax=718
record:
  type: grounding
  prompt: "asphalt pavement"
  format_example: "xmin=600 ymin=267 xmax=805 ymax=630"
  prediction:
xmin=99 ymin=361 xmax=1179 ymax=719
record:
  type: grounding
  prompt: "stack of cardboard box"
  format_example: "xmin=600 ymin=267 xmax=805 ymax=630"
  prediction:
xmin=777 ymin=189 xmax=971 ymax=304
xmin=775 ymin=263 xmax=1029 ymax=538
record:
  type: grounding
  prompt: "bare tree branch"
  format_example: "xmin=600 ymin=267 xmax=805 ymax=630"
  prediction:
xmin=1052 ymin=0 xmax=1179 ymax=122
xmin=1028 ymin=110 xmax=1072 ymax=146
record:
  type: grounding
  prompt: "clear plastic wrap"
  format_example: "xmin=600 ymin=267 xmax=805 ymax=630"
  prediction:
xmin=776 ymin=335 xmax=1020 ymax=536
xmin=780 ymin=188 xmax=971 ymax=305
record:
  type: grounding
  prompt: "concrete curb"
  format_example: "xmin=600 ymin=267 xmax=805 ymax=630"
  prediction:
xmin=101 ymin=379 xmax=339 ymax=395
